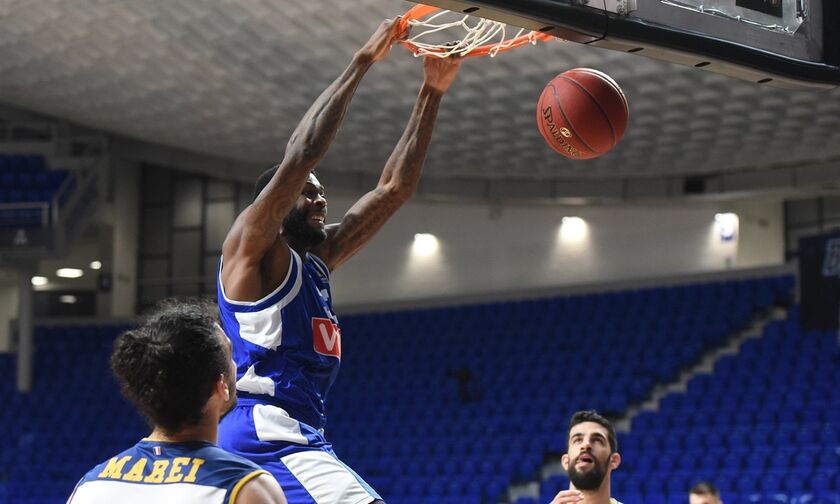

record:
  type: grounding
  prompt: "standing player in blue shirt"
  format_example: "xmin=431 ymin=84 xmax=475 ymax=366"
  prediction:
xmin=216 ymin=17 xmax=461 ymax=504
xmin=68 ymin=299 xmax=286 ymax=504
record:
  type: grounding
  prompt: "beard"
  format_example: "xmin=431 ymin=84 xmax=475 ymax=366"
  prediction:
xmin=283 ymin=206 xmax=327 ymax=248
xmin=568 ymin=453 xmax=609 ymax=491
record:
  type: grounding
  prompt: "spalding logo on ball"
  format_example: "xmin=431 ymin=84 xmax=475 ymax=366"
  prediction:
xmin=537 ymin=68 xmax=629 ymax=160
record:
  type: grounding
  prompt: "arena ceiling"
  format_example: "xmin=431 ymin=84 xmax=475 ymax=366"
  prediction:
xmin=1 ymin=0 xmax=839 ymax=200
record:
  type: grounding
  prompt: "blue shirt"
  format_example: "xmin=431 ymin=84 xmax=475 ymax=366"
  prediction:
xmin=217 ymin=250 xmax=341 ymax=429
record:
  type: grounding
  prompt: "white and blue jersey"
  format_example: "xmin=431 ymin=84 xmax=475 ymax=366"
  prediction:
xmin=217 ymin=249 xmax=381 ymax=504
xmin=217 ymin=249 xmax=341 ymax=430
xmin=68 ymin=440 xmax=269 ymax=504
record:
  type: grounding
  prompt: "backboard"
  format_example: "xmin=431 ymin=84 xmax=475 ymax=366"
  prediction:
xmin=408 ymin=0 xmax=840 ymax=90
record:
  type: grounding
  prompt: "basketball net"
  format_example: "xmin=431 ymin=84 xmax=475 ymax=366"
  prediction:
xmin=399 ymin=5 xmax=557 ymax=58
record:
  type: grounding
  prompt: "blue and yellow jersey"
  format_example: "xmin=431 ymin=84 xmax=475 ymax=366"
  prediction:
xmin=217 ymin=249 xmax=340 ymax=430
xmin=68 ymin=439 xmax=269 ymax=504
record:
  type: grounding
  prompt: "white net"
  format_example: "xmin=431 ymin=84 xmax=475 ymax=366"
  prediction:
xmin=404 ymin=10 xmax=547 ymax=58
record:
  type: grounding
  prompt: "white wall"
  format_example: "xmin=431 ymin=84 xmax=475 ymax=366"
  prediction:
xmin=0 ymin=190 xmax=787 ymax=342
xmin=325 ymin=195 xmax=785 ymax=309
xmin=35 ymin=240 xmax=101 ymax=291
xmin=110 ymin=160 xmax=140 ymax=317
xmin=731 ymin=198 xmax=785 ymax=267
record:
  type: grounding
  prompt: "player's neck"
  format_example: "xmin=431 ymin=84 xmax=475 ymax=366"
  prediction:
xmin=147 ymin=418 xmax=219 ymax=445
xmin=289 ymin=243 xmax=309 ymax=259
xmin=573 ymin=483 xmax=613 ymax=504
xmin=283 ymin=236 xmax=311 ymax=259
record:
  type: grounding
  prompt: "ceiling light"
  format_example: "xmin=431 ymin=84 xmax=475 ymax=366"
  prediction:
xmin=715 ymin=213 xmax=738 ymax=241
xmin=56 ymin=268 xmax=84 ymax=279
xmin=412 ymin=233 xmax=440 ymax=256
xmin=559 ymin=216 xmax=588 ymax=244
xmin=31 ymin=276 xmax=48 ymax=287
xmin=90 ymin=261 xmax=102 ymax=270
xmin=59 ymin=295 xmax=78 ymax=304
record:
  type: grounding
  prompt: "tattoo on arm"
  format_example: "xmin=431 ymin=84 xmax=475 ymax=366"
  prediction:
xmin=284 ymin=56 xmax=374 ymax=171
xmin=235 ymin=56 xmax=376 ymax=256
xmin=318 ymin=87 xmax=445 ymax=270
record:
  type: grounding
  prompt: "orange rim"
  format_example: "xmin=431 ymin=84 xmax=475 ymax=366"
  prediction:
xmin=398 ymin=4 xmax=554 ymax=58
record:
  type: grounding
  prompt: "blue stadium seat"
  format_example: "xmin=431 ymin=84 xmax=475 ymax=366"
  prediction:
xmin=6 ymin=276 xmax=821 ymax=504
xmin=644 ymin=493 xmax=667 ymax=504
xmin=514 ymin=496 xmax=539 ymax=504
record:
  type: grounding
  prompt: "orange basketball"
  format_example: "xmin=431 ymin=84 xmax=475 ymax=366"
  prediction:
xmin=536 ymin=68 xmax=629 ymax=160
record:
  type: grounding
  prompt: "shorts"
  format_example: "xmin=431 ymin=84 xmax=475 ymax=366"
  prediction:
xmin=219 ymin=399 xmax=381 ymax=504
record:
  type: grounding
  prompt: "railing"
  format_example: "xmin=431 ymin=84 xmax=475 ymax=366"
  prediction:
xmin=0 ymin=167 xmax=98 ymax=255
xmin=55 ymin=169 xmax=97 ymax=241
xmin=0 ymin=202 xmax=50 ymax=228
xmin=51 ymin=170 xmax=79 ymax=225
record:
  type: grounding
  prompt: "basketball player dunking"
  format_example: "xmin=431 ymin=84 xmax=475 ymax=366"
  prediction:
xmin=216 ymin=18 xmax=461 ymax=504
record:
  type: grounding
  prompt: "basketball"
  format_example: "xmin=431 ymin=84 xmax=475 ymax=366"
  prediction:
xmin=536 ymin=68 xmax=629 ymax=160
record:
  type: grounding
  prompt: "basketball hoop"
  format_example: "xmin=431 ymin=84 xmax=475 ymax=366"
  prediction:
xmin=397 ymin=4 xmax=557 ymax=58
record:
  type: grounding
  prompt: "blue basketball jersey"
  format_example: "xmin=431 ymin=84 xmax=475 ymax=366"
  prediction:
xmin=69 ymin=440 xmax=268 ymax=504
xmin=217 ymin=249 xmax=341 ymax=430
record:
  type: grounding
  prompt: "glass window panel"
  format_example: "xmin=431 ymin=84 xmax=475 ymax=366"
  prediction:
xmin=140 ymin=285 xmax=168 ymax=308
xmin=139 ymin=260 xmax=170 ymax=304
xmin=172 ymin=230 xmax=201 ymax=278
xmin=205 ymin=201 xmax=235 ymax=251
xmin=140 ymin=207 xmax=171 ymax=254
xmin=140 ymin=258 xmax=168 ymax=280
xmin=142 ymin=165 xmax=171 ymax=205
xmin=173 ymin=178 xmax=202 ymax=227
xmin=171 ymin=281 xmax=200 ymax=297
xmin=204 ymin=254 xmax=220 ymax=296
xmin=207 ymin=179 xmax=235 ymax=199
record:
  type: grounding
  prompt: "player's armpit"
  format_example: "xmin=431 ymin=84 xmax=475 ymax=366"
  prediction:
xmin=234 ymin=473 xmax=287 ymax=504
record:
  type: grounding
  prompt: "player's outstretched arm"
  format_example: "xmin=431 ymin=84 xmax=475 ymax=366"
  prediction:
xmin=221 ymin=18 xmax=405 ymax=301
xmin=236 ymin=473 xmax=287 ymax=504
xmin=313 ymin=55 xmax=462 ymax=271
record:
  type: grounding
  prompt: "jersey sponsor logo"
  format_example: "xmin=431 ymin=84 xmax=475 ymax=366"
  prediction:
xmin=312 ymin=317 xmax=341 ymax=359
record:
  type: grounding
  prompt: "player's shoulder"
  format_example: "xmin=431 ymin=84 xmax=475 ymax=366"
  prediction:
xmin=218 ymin=247 xmax=305 ymax=311
xmin=191 ymin=444 xmax=270 ymax=496
xmin=80 ymin=444 xmax=142 ymax=482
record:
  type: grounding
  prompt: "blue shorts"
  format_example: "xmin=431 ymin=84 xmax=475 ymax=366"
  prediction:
xmin=219 ymin=399 xmax=381 ymax=504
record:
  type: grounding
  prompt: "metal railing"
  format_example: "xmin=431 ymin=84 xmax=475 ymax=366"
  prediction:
xmin=0 ymin=201 xmax=50 ymax=228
